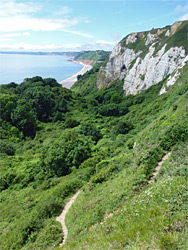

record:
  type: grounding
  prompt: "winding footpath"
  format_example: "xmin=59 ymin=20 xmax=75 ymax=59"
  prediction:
xmin=56 ymin=190 xmax=81 ymax=246
xmin=55 ymin=152 xmax=171 ymax=245
xmin=148 ymin=152 xmax=171 ymax=184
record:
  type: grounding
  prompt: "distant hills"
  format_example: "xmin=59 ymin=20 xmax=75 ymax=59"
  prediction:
xmin=0 ymin=50 xmax=110 ymax=62
xmin=0 ymin=21 xmax=187 ymax=250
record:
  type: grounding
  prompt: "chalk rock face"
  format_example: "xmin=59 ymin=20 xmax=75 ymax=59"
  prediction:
xmin=97 ymin=21 xmax=188 ymax=95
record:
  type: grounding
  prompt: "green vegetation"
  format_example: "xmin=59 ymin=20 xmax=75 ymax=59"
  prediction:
xmin=74 ymin=50 xmax=110 ymax=65
xmin=0 ymin=60 xmax=188 ymax=250
xmin=154 ymin=21 xmax=188 ymax=55
xmin=121 ymin=20 xmax=188 ymax=59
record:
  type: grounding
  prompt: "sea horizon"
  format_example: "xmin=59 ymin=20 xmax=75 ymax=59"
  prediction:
xmin=0 ymin=53 xmax=83 ymax=85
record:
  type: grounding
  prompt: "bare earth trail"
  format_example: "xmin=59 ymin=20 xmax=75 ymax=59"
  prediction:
xmin=56 ymin=190 xmax=81 ymax=246
xmin=148 ymin=152 xmax=171 ymax=184
xmin=90 ymin=151 xmax=172 ymax=229
xmin=56 ymin=152 xmax=171 ymax=245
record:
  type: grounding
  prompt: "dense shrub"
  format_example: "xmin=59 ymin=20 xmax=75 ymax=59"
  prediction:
xmin=113 ymin=121 xmax=133 ymax=135
xmin=0 ymin=94 xmax=17 ymax=122
xmin=110 ymin=92 xmax=122 ymax=103
xmin=11 ymin=99 xmax=37 ymax=137
xmin=64 ymin=118 xmax=80 ymax=128
xmin=43 ymin=78 xmax=59 ymax=87
xmin=31 ymin=219 xmax=62 ymax=249
xmin=0 ymin=140 xmax=15 ymax=155
xmin=98 ymin=103 xmax=129 ymax=116
xmin=137 ymin=147 xmax=164 ymax=178
xmin=0 ymin=172 xmax=16 ymax=190
xmin=79 ymin=123 xmax=102 ymax=142
xmin=160 ymin=122 xmax=188 ymax=150
xmin=41 ymin=132 xmax=92 ymax=177
xmin=22 ymin=86 xmax=56 ymax=122
xmin=91 ymin=164 xmax=118 ymax=184
xmin=98 ymin=104 xmax=119 ymax=116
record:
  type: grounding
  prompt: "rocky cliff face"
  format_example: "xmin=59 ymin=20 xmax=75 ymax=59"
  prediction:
xmin=97 ymin=21 xmax=188 ymax=95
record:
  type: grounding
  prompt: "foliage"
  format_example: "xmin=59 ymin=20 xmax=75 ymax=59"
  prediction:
xmin=160 ymin=121 xmax=188 ymax=150
xmin=79 ymin=122 xmax=102 ymax=142
xmin=64 ymin=118 xmax=80 ymax=128
xmin=113 ymin=120 xmax=133 ymax=135
xmin=0 ymin=58 xmax=188 ymax=250
xmin=11 ymin=99 xmax=37 ymax=137
xmin=0 ymin=93 xmax=17 ymax=122
xmin=74 ymin=50 xmax=110 ymax=65
xmin=0 ymin=140 xmax=15 ymax=155
xmin=40 ymin=132 xmax=92 ymax=177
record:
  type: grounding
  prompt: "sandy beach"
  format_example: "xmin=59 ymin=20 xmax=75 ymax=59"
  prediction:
xmin=61 ymin=61 xmax=92 ymax=89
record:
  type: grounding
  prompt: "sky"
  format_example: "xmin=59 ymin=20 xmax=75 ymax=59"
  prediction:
xmin=0 ymin=0 xmax=187 ymax=52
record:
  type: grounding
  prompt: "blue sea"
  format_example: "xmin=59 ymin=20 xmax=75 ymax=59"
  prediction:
xmin=0 ymin=53 xmax=83 ymax=84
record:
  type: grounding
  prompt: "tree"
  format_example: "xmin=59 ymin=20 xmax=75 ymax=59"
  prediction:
xmin=22 ymin=86 xmax=55 ymax=122
xmin=0 ymin=94 xmax=17 ymax=122
xmin=11 ymin=99 xmax=37 ymax=137
xmin=113 ymin=121 xmax=133 ymax=135
xmin=43 ymin=78 xmax=59 ymax=87
xmin=79 ymin=123 xmax=102 ymax=142
xmin=41 ymin=132 xmax=91 ymax=177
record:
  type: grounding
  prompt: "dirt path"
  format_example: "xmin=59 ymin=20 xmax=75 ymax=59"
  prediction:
xmin=91 ymin=152 xmax=171 ymax=229
xmin=56 ymin=190 xmax=81 ymax=246
xmin=148 ymin=152 xmax=171 ymax=184
xmin=56 ymin=153 xmax=171 ymax=245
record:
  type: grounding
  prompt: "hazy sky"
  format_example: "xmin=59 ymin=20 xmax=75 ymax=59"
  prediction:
xmin=0 ymin=0 xmax=187 ymax=51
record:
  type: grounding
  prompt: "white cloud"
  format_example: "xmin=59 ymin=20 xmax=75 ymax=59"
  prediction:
xmin=0 ymin=40 xmax=117 ymax=52
xmin=0 ymin=16 xmax=79 ymax=32
xmin=0 ymin=38 xmax=12 ymax=42
xmin=95 ymin=40 xmax=116 ymax=45
xmin=23 ymin=32 xmax=31 ymax=36
xmin=175 ymin=3 xmax=188 ymax=13
xmin=175 ymin=3 xmax=188 ymax=12
xmin=179 ymin=12 xmax=188 ymax=21
xmin=0 ymin=0 xmax=41 ymax=17
xmin=0 ymin=1 xmax=90 ymax=37
xmin=61 ymin=29 xmax=93 ymax=38
xmin=0 ymin=32 xmax=31 ymax=38
xmin=1 ymin=33 xmax=21 ymax=38
xmin=174 ymin=2 xmax=188 ymax=21
xmin=54 ymin=6 xmax=73 ymax=16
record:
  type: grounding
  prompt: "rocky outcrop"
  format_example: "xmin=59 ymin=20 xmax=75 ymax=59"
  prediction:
xmin=97 ymin=21 xmax=188 ymax=95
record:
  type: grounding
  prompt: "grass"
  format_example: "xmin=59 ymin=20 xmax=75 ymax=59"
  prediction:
xmin=0 ymin=51 xmax=188 ymax=249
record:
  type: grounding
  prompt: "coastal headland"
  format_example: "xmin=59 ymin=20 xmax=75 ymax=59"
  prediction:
xmin=61 ymin=60 xmax=92 ymax=89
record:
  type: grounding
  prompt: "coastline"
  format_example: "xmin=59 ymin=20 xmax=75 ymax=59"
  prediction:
xmin=61 ymin=60 xmax=92 ymax=89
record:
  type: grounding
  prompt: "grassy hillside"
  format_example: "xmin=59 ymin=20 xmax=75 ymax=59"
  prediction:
xmin=74 ymin=50 xmax=110 ymax=65
xmin=0 ymin=62 xmax=188 ymax=249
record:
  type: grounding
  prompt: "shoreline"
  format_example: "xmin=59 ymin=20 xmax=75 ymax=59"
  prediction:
xmin=61 ymin=60 xmax=92 ymax=89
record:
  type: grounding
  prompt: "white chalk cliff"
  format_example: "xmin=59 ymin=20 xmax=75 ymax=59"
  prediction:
xmin=97 ymin=21 xmax=188 ymax=95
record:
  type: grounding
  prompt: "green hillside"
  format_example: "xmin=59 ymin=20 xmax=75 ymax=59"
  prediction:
xmin=74 ymin=50 xmax=110 ymax=65
xmin=0 ymin=58 xmax=188 ymax=249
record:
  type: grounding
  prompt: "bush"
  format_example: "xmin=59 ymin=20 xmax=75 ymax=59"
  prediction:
xmin=110 ymin=92 xmax=122 ymax=103
xmin=31 ymin=219 xmax=62 ymax=249
xmin=113 ymin=121 xmax=133 ymax=135
xmin=91 ymin=164 xmax=118 ymax=184
xmin=40 ymin=132 xmax=92 ymax=177
xmin=79 ymin=123 xmax=102 ymax=142
xmin=0 ymin=140 xmax=15 ymax=155
xmin=0 ymin=172 xmax=16 ymax=190
xmin=98 ymin=104 xmax=119 ymax=116
xmin=160 ymin=122 xmax=188 ymax=150
xmin=11 ymin=99 xmax=37 ymax=137
xmin=137 ymin=147 xmax=164 ymax=178
xmin=64 ymin=118 xmax=80 ymax=128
